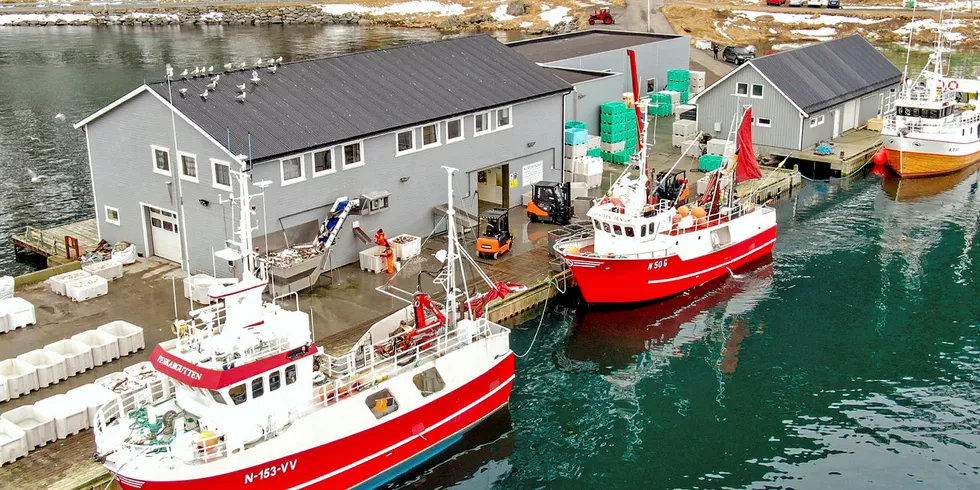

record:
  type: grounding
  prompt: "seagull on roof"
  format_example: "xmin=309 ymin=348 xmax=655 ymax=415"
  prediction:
xmin=276 ymin=56 xmax=283 ymax=63
xmin=179 ymin=88 xmax=188 ymax=96
xmin=268 ymin=65 xmax=277 ymax=74
xmin=237 ymin=83 xmax=246 ymax=91
xmin=180 ymin=68 xmax=188 ymax=77
xmin=192 ymin=67 xmax=200 ymax=75
xmin=251 ymin=71 xmax=260 ymax=84
xmin=208 ymin=65 xmax=214 ymax=73
xmin=200 ymin=89 xmax=209 ymax=99
xmin=267 ymin=58 xmax=275 ymax=65
xmin=224 ymin=63 xmax=233 ymax=71
xmin=236 ymin=92 xmax=246 ymax=103
xmin=211 ymin=74 xmax=220 ymax=83
xmin=240 ymin=61 xmax=247 ymax=70
xmin=256 ymin=58 xmax=264 ymax=66
xmin=207 ymin=80 xmax=217 ymax=90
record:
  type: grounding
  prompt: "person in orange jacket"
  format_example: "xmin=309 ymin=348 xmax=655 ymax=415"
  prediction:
xmin=381 ymin=245 xmax=395 ymax=274
xmin=374 ymin=228 xmax=388 ymax=247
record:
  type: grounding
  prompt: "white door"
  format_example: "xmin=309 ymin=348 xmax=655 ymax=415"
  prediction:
xmin=842 ymin=99 xmax=858 ymax=132
xmin=147 ymin=206 xmax=181 ymax=263
xmin=833 ymin=110 xmax=840 ymax=138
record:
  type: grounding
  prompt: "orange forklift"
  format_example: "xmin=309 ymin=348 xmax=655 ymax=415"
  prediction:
xmin=476 ymin=208 xmax=513 ymax=259
xmin=527 ymin=181 xmax=572 ymax=225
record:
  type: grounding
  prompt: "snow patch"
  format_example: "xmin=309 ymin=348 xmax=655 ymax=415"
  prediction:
xmin=199 ymin=12 xmax=224 ymax=21
xmin=772 ymin=42 xmax=813 ymax=51
xmin=315 ymin=2 xmax=466 ymax=17
xmin=735 ymin=10 xmax=883 ymax=25
xmin=316 ymin=4 xmax=372 ymax=15
xmin=792 ymin=27 xmax=837 ymax=39
xmin=539 ymin=5 xmax=572 ymax=26
xmin=520 ymin=20 xmax=533 ymax=28
xmin=0 ymin=13 xmax=92 ymax=24
xmin=894 ymin=18 xmax=963 ymax=35
xmin=493 ymin=4 xmax=514 ymax=21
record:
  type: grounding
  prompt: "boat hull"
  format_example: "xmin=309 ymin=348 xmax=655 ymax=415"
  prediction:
xmin=882 ymin=133 xmax=980 ymax=178
xmin=113 ymin=353 xmax=515 ymax=490
xmin=565 ymin=226 xmax=777 ymax=304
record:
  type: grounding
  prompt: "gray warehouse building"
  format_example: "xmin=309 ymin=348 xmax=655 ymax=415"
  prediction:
xmin=76 ymin=35 xmax=571 ymax=274
xmin=509 ymin=30 xmax=691 ymax=135
xmin=690 ymin=35 xmax=901 ymax=152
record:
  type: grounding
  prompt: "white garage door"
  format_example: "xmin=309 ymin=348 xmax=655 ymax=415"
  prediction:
xmin=842 ymin=99 xmax=859 ymax=132
xmin=147 ymin=206 xmax=181 ymax=263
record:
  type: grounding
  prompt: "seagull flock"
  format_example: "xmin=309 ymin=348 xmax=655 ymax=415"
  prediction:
xmin=171 ymin=56 xmax=284 ymax=103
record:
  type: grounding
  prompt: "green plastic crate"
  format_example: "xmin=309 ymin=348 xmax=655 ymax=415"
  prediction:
xmin=680 ymin=90 xmax=690 ymax=104
xmin=699 ymin=154 xmax=723 ymax=172
xmin=600 ymin=101 xmax=628 ymax=115
xmin=600 ymin=121 xmax=623 ymax=134
xmin=667 ymin=69 xmax=690 ymax=82
xmin=600 ymin=150 xmax=614 ymax=162
xmin=587 ymin=148 xmax=601 ymax=157
xmin=564 ymin=120 xmax=587 ymax=130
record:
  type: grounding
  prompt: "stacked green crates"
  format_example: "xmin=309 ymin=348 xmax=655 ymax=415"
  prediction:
xmin=586 ymin=147 xmax=601 ymax=158
xmin=647 ymin=92 xmax=672 ymax=117
xmin=565 ymin=120 xmax=587 ymax=131
xmin=667 ymin=69 xmax=690 ymax=106
xmin=599 ymin=102 xmax=637 ymax=165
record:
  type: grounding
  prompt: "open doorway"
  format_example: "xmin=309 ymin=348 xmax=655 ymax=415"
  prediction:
xmin=476 ymin=163 xmax=511 ymax=211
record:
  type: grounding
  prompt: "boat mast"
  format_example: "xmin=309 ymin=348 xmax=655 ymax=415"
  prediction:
xmin=626 ymin=49 xmax=649 ymax=194
xmin=902 ymin=4 xmax=917 ymax=83
xmin=440 ymin=166 xmax=459 ymax=327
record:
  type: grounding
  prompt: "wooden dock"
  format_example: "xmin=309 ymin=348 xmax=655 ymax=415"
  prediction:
xmin=11 ymin=218 xmax=100 ymax=267
xmin=764 ymin=129 xmax=882 ymax=178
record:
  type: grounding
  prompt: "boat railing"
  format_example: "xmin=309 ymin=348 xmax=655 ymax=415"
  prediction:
xmin=884 ymin=111 xmax=980 ymax=135
xmin=298 ymin=318 xmax=497 ymax=417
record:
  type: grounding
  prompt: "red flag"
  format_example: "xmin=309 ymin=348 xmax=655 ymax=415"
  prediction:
xmin=735 ymin=108 xmax=763 ymax=183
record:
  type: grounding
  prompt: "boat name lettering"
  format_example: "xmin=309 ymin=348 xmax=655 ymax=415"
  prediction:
xmin=245 ymin=459 xmax=297 ymax=484
xmin=155 ymin=355 xmax=204 ymax=380
xmin=593 ymin=212 xmax=634 ymax=225
xmin=649 ymin=259 xmax=669 ymax=270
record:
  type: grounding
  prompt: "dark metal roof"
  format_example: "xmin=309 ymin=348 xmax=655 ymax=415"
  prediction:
xmin=147 ymin=35 xmax=571 ymax=161
xmin=750 ymin=35 xmax=902 ymax=115
xmin=544 ymin=67 xmax=616 ymax=84
xmin=507 ymin=30 xmax=679 ymax=63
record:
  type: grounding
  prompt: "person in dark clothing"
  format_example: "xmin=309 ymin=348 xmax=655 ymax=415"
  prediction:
xmin=712 ymin=43 xmax=719 ymax=60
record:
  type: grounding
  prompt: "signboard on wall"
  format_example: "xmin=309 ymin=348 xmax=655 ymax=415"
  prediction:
xmin=522 ymin=161 xmax=543 ymax=187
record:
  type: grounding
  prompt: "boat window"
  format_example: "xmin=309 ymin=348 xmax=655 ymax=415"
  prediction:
xmin=640 ymin=224 xmax=646 ymax=237
xmin=593 ymin=219 xmax=600 ymax=231
xmin=412 ymin=368 xmax=446 ymax=397
xmin=251 ymin=377 xmax=264 ymax=399
xmin=625 ymin=226 xmax=634 ymax=237
xmin=602 ymin=222 xmax=611 ymax=233
xmin=269 ymin=370 xmax=281 ymax=392
xmin=365 ymin=389 xmax=399 ymax=419
xmin=285 ymin=365 xmax=297 ymax=385
xmin=229 ymin=384 xmax=247 ymax=405
xmin=613 ymin=225 xmax=622 ymax=235
xmin=208 ymin=389 xmax=226 ymax=405
xmin=929 ymin=109 xmax=939 ymax=119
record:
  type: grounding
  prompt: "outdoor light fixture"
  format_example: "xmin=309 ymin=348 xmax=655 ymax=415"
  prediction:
xmin=400 ymin=176 xmax=410 ymax=183
xmin=527 ymin=141 xmax=536 ymax=148
xmin=199 ymin=199 xmax=209 ymax=207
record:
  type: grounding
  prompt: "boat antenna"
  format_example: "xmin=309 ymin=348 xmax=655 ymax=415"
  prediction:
xmin=902 ymin=3 xmax=917 ymax=82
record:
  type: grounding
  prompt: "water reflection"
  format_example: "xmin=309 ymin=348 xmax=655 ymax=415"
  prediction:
xmin=881 ymin=162 xmax=980 ymax=201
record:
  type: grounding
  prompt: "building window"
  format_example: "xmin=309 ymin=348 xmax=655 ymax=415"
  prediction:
xmin=396 ymin=129 xmax=415 ymax=154
xmin=269 ymin=370 xmax=281 ymax=392
xmin=365 ymin=389 xmax=399 ymax=419
xmin=474 ymin=112 xmax=491 ymax=135
xmin=229 ymin=384 xmax=247 ymax=405
xmin=281 ymin=156 xmax=304 ymax=186
xmin=212 ymin=159 xmax=231 ymax=191
xmin=104 ymin=206 xmax=120 ymax=226
xmin=757 ymin=118 xmax=771 ymax=127
xmin=151 ymin=145 xmax=170 ymax=176
xmin=178 ymin=152 xmax=198 ymax=182
xmin=446 ymin=118 xmax=463 ymax=143
xmin=496 ymin=107 xmax=512 ymax=129
xmin=312 ymin=149 xmax=334 ymax=177
xmin=285 ymin=365 xmax=297 ymax=385
xmin=421 ymin=123 xmax=439 ymax=148
xmin=810 ymin=117 xmax=819 ymax=128
xmin=751 ymin=84 xmax=764 ymax=98
xmin=736 ymin=83 xmax=748 ymax=96
xmin=818 ymin=115 xmax=825 ymax=125
xmin=343 ymin=141 xmax=364 ymax=169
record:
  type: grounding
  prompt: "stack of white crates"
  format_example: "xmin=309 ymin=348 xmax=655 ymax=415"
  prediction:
xmin=689 ymin=71 xmax=706 ymax=95
xmin=573 ymin=156 xmax=603 ymax=189
xmin=564 ymin=135 xmax=588 ymax=180
xmin=660 ymin=90 xmax=681 ymax=115
xmin=672 ymin=120 xmax=697 ymax=148
xmin=707 ymin=139 xmax=735 ymax=157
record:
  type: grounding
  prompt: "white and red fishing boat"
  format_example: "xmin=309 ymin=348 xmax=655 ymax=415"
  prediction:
xmin=554 ymin=50 xmax=777 ymax=304
xmin=93 ymin=163 xmax=518 ymax=489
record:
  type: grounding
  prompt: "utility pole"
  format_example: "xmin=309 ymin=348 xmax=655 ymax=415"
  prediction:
xmin=647 ymin=0 xmax=651 ymax=32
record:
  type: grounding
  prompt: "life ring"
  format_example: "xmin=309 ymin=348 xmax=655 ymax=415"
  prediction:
xmin=948 ymin=80 xmax=959 ymax=91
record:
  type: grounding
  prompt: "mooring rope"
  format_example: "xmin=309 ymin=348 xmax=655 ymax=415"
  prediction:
xmin=514 ymin=287 xmax=550 ymax=359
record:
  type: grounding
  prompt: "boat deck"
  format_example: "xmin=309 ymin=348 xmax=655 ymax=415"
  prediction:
xmin=11 ymin=218 xmax=100 ymax=266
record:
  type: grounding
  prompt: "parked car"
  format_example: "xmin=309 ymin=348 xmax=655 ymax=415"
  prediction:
xmin=722 ymin=46 xmax=755 ymax=65
xmin=766 ymin=0 xmax=787 ymax=5
xmin=828 ymin=0 xmax=841 ymax=7
xmin=788 ymin=0 xmax=804 ymax=6
xmin=806 ymin=0 xmax=827 ymax=6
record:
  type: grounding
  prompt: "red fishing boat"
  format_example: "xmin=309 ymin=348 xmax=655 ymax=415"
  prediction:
xmin=555 ymin=50 xmax=777 ymax=305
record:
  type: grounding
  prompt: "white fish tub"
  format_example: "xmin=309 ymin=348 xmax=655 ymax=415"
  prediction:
xmin=70 ymin=330 xmax=120 ymax=366
xmin=65 ymin=275 xmax=108 ymax=302
xmin=66 ymin=383 xmax=122 ymax=427
xmin=0 ymin=297 xmax=36 ymax=332
xmin=0 ymin=359 xmax=38 ymax=398
xmin=95 ymin=372 xmax=149 ymax=414
xmin=124 ymin=362 xmax=173 ymax=403
xmin=96 ymin=321 xmax=144 ymax=355
xmin=182 ymin=273 xmax=217 ymax=305
xmin=0 ymin=376 xmax=8 ymax=403
xmin=390 ymin=234 xmax=421 ymax=261
xmin=82 ymin=259 xmax=123 ymax=281
xmin=1 ymin=405 xmax=56 ymax=449
xmin=34 ymin=394 xmax=89 ymax=439
xmin=43 ymin=339 xmax=94 ymax=377
xmin=46 ymin=269 xmax=91 ymax=296
xmin=359 ymin=245 xmax=387 ymax=273
xmin=0 ymin=418 xmax=27 ymax=466
xmin=16 ymin=349 xmax=67 ymax=388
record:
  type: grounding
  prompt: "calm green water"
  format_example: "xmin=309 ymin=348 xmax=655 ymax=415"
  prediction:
xmin=393 ymin=171 xmax=980 ymax=489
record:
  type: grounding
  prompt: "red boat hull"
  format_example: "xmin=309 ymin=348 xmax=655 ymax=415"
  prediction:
xmin=114 ymin=353 xmax=515 ymax=490
xmin=567 ymin=227 xmax=777 ymax=304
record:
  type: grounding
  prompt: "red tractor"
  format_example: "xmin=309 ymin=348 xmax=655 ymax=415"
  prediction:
xmin=588 ymin=7 xmax=614 ymax=25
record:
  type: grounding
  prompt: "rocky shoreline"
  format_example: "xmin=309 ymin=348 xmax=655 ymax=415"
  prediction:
xmin=0 ymin=4 xmax=579 ymax=34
